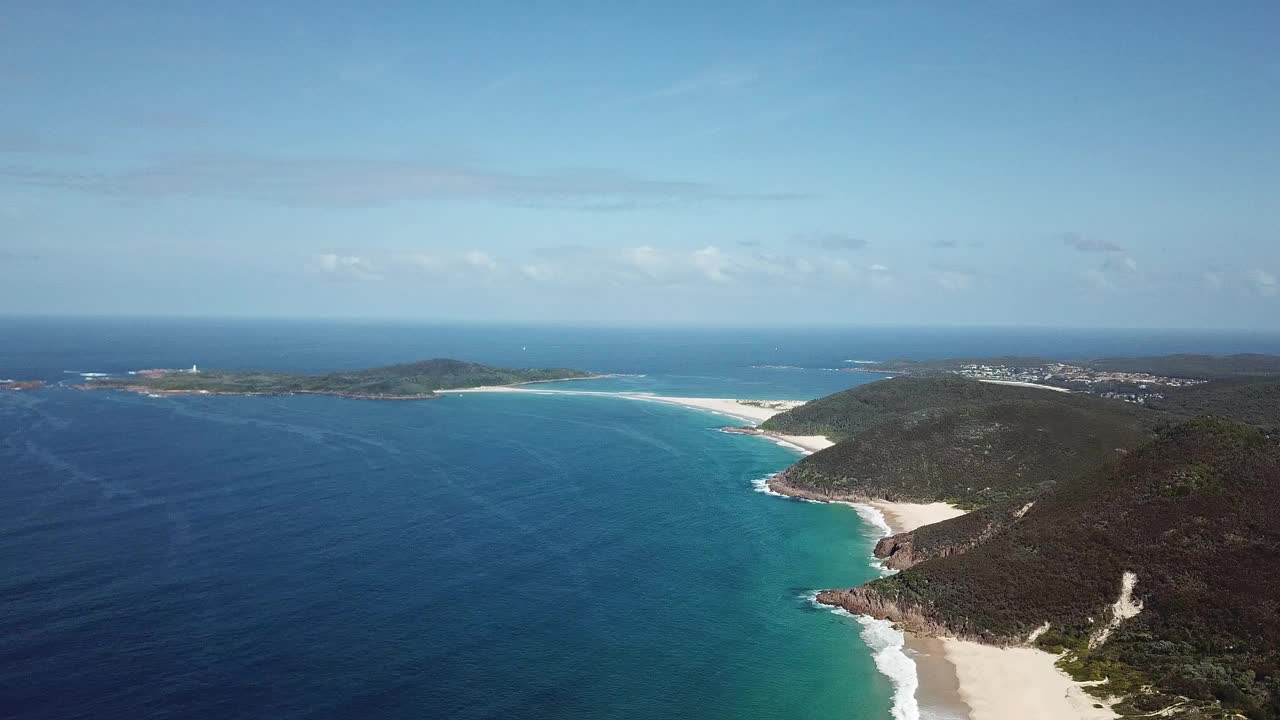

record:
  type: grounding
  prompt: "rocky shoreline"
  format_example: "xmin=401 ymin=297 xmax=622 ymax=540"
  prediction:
xmin=767 ymin=471 xmax=996 ymax=641
xmin=76 ymin=384 xmax=440 ymax=400
xmin=1 ymin=380 xmax=47 ymax=391
xmin=766 ymin=469 xmax=890 ymax=505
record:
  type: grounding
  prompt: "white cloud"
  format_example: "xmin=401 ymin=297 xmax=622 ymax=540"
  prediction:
xmin=1203 ymin=271 xmax=1223 ymax=291
xmin=1082 ymin=268 xmax=1116 ymax=291
xmin=792 ymin=232 xmax=867 ymax=251
xmin=625 ymin=245 xmax=670 ymax=281
xmin=1249 ymin=269 xmax=1279 ymax=297
xmin=465 ymin=251 xmax=499 ymax=273
xmin=1104 ymin=255 xmax=1138 ymax=273
xmin=407 ymin=253 xmax=442 ymax=274
xmin=3 ymin=152 xmax=806 ymax=209
xmin=307 ymin=254 xmax=381 ymax=281
xmin=692 ymin=246 xmax=730 ymax=283
xmin=520 ymin=263 xmax=556 ymax=282
xmin=377 ymin=245 xmax=902 ymax=292
xmin=1061 ymin=233 xmax=1124 ymax=253
xmin=1100 ymin=253 xmax=1141 ymax=272
xmin=935 ymin=269 xmax=975 ymax=291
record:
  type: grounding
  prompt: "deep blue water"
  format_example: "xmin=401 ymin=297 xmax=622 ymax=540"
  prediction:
xmin=4 ymin=319 xmax=1279 ymax=719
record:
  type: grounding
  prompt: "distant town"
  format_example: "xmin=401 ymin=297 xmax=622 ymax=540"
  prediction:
xmin=831 ymin=357 xmax=1220 ymax=403
xmin=946 ymin=361 xmax=1208 ymax=402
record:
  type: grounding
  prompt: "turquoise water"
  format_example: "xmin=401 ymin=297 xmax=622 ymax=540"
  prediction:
xmin=7 ymin=319 xmax=1280 ymax=718
xmin=1 ymin=362 xmax=892 ymax=718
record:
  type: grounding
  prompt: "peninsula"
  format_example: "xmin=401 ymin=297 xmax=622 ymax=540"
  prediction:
xmin=81 ymin=359 xmax=597 ymax=400
xmin=847 ymin=353 xmax=1280 ymax=401
xmin=761 ymin=354 xmax=1280 ymax=719
xmin=1 ymin=379 xmax=47 ymax=391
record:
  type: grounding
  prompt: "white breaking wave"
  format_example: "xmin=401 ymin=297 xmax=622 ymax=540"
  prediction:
xmin=802 ymin=591 xmax=921 ymax=720
xmin=750 ymin=475 xmax=781 ymax=496
xmin=849 ymin=503 xmax=893 ymax=541
xmin=845 ymin=503 xmax=895 ymax=575
xmin=750 ymin=474 xmax=819 ymax=502
xmin=857 ymin=616 xmax=921 ymax=720
xmin=758 ymin=483 xmax=919 ymax=720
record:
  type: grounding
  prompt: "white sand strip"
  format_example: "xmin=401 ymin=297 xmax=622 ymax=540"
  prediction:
xmin=449 ymin=386 xmax=831 ymax=448
xmin=759 ymin=432 xmax=834 ymax=453
xmin=870 ymin=501 xmax=968 ymax=534
xmin=625 ymin=395 xmax=803 ymax=423
xmin=942 ymin=641 xmax=1116 ymax=720
xmin=978 ymin=379 xmax=1072 ymax=393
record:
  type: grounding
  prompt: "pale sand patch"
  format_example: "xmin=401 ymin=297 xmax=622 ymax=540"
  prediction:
xmin=554 ymin=394 xmax=833 ymax=451
xmin=628 ymin=395 xmax=803 ymax=423
xmin=760 ymin=432 xmax=834 ymax=453
xmin=943 ymin=641 xmax=1116 ymax=720
xmin=978 ymin=379 xmax=1072 ymax=393
xmin=870 ymin=501 xmax=968 ymax=534
xmin=906 ymin=635 xmax=972 ymax=720
xmin=448 ymin=387 xmax=833 ymax=448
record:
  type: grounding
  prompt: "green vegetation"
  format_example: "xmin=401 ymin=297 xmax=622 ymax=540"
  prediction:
xmin=772 ymin=361 xmax=1280 ymax=717
xmin=760 ymin=375 xmax=1087 ymax=440
xmin=845 ymin=356 xmax=1053 ymax=377
xmin=854 ymin=353 xmax=1280 ymax=382
xmin=856 ymin=419 xmax=1280 ymax=718
xmin=87 ymin=359 xmax=593 ymax=398
xmin=766 ymin=377 xmax=1159 ymax=507
xmin=1087 ymin=354 xmax=1280 ymax=380
xmin=1149 ymin=379 xmax=1280 ymax=431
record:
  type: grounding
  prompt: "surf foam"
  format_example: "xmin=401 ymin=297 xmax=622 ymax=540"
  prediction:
xmin=856 ymin=615 xmax=921 ymax=720
xmin=750 ymin=474 xmax=820 ymax=502
xmin=802 ymin=591 xmax=920 ymax=720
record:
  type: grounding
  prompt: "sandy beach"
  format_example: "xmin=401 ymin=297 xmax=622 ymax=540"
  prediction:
xmin=860 ymin=504 xmax=1111 ymax=720
xmin=454 ymin=381 xmax=1110 ymax=720
xmin=977 ymin=379 xmax=1072 ymax=393
xmin=448 ymin=386 xmax=835 ymax=452
xmin=869 ymin=501 xmax=967 ymax=534
xmin=858 ymin=499 xmax=1112 ymax=720
xmin=906 ymin=636 xmax=972 ymax=720
xmin=943 ymin=642 xmax=1115 ymax=720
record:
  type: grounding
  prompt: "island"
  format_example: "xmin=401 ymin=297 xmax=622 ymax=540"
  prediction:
xmin=0 ymin=379 xmax=47 ymax=391
xmin=80 ymin=359 xmax=598 ymax=400
xmin=761 ymin=354 xmax=1280 ymax=719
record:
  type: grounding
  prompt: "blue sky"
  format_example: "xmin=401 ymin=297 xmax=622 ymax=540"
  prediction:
xmin=2 ymin=1 xmax=1278 ymax=328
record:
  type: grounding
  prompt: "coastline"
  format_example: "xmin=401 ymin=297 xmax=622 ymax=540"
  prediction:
xmin=77 ymin=385 xmax=441 ymax=400
xmin=455 ymin=383 xmax=955 ymax=719
xmin=458 ymin=382 xmax=1108 ymax=720
xmin=75 ymin=372 xmax=620 ymax=401
xmin=449 ymin=386 xmax=836 ymax=452
xmin=941 ymin=642 xmax=1116 ymax=720
xmin=769 ymin=479 xmax=1117 ymax=720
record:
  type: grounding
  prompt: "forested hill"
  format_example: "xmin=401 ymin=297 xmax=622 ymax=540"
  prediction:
xmin=84 ymin=359 xmax=594 ymax=399
xmin=850 ymin=353 xmax=1280 ymax=382
xmin=773 ymin=396 xmax=1157 ymax=508
xmin=760 ymin=375 xmax=1146 ymax=441
xmin=757 ymin=359 xmax=1280 ymax=717
xmin=762 ymin=377 xmax=1162 ymax=508
xmin=1087 ymin=353 xmax=1280 ymax=379
xmin=822 ymin=419 xmax=1280 ymax=719
xmin=1148 ymin=378 xmax=1280 ymax=431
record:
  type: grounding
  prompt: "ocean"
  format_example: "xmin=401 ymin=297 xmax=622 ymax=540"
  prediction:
xmin=4 ymin=319 xmax=1279 ymax=719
